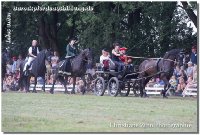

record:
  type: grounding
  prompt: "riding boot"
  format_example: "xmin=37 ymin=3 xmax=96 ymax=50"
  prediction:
xmin=24 ymin=65 xmax=30 ymax=76
xmin=59 ymin=61 xmax=66 ymax=74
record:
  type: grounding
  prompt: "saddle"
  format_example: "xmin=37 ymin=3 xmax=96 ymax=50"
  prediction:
xmin=58 ymin=57 xmax=74 ymax=75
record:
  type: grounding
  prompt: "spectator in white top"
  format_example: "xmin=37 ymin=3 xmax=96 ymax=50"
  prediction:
xmin=16 ymin=54 xmax=24 ymax=71
xmin=186 ymin=61 xmax=193 ymax=78
xmin=11 ymin=56 xmax=17 ymax=74
xmin=23 ymin=40 xmax=39 ymax=75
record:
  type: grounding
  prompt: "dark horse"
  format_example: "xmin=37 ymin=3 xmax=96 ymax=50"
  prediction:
xmin=138 ymin=49 xmax=182 ymax=98
xmin=50 ymin=48 xmax=93 ymax=94
xmin=19 ymin=49 xmax=52 ymax=92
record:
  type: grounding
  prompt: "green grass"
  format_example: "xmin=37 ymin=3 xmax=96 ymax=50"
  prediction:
xmin=1 ymin=92 xmax=198 ymax=133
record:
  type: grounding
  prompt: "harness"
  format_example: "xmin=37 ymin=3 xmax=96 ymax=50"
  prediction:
xmin=156 ymin=58 xmax=162 ymax=72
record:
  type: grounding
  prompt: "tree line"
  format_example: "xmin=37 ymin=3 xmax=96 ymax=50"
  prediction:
xmin=2 ymin=2 xmax=197 ymax=63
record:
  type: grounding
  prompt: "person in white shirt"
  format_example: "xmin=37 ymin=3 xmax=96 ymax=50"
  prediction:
xmin=23 ymin=40 xmax=40 ymax=74
xmin=11 ymin=56 xmax=18 ymax=74
xmin=100 ymin=49 xmax=114 ymax=71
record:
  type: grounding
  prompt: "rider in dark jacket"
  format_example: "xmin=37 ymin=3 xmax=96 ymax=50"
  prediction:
xmin=59 ymin=38 xmax=78 ymax=74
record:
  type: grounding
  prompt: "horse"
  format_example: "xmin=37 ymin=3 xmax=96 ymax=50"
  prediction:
xmin=19 ymin=49 xmax=52 ymax=93
xmin=138 ymin=49 xmax=182 ymax=98
xmin=50 ymin=48 xmax=93 ymax=95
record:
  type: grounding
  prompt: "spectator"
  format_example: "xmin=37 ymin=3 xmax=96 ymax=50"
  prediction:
xmin=47 ymin=74 xmax=54 ymax=85
xmin=190 ymin=45 xmax=197 ymax=65
xmin=146 ymin=78 xmax=156 ymax=87
xmin=192 ymin=65 xmax=197 ymax=83
xmin=11 ymin=56 xmax=18 ymax=74
xmin=154 ymin=77 xmax=164 ymax=87
xmin=182 ymin=76 xmax=197 ymax=97
xmin=179 ymin=69 xmax=187 ymax=82
xmin=169 ymin=75 xmax=178 ymax=89
xmin=51 ymin=51 xmax=59 ymax=73
xmin=16 ymin=54 xmax=24 ymax=70
xmin=178 ymin=49 xmax=185 ymax=67
xmin=176 ymin=77 xmax=186 ymax=94
xmin=173 ymin=65 xmax=181 ymax=79
xmin=6 ymin=61 xmax=12 ymax=75
xmin=4 ymin=74 xmax=16 ymax=91
xmin=3 ymin=48 xmax=11 ymax=62
xmin=186 ymin=61 xmax=193 ymax=78
xmin=45 ymin=61 xmax=52 ymax=84
xmin=183 ymin=53 xmax=190 ymax=69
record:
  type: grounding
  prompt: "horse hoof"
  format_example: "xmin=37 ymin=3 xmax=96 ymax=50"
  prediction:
xmin=71 ymin=91 xmax=75 ymax=94
xmin=163 ymin=96 xmax=168 ymax=99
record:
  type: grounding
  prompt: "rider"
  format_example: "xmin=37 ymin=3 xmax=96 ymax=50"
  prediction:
xmin=23 ymin=40 xmax=39 ymax=75
xmin=111 ymin=42 xmax=124 ymax=72
xmin=59 ymin=38 xmax=78 ymax=74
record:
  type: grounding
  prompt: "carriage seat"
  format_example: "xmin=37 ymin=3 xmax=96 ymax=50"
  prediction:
xmin=96 ymin=60 xmax=116 ymax=72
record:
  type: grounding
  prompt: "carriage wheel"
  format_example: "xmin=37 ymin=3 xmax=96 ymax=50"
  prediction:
xmin=133 ymin=80 xmax=141 ymax=97
xmin=94 ymin=77 xmax=105 ymax=96
xmin=108 ymin=77 xmax=119 ymax=97
xmin=119 ymin=82 xmax=130 ymax=97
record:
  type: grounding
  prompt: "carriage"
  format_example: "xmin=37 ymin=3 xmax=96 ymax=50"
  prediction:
xmin=93 ymin=62 xmax=141 ymax=97
xmin=93 ymin=49 xmax=183 ymax=98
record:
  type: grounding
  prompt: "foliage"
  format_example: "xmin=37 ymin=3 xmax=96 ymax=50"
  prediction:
xmin=1 ymin=2 xmax=197 ymax=61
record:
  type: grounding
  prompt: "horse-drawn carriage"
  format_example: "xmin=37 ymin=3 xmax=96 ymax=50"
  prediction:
xmin=92 ymin=49 xmax=184 ymax=98
xmin=93 ymin=62 xmax=141 ymax=97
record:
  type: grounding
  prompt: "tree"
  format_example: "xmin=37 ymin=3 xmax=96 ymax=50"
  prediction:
xmin=181 ymin=1 xmax=197 ymax=28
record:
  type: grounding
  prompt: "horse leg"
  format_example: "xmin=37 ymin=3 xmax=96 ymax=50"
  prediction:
xmin=141 ymin=78 xmax=150 ymax=98
xmin=33 ymin=76 xmax=37 ymax=93
xmin=81 ymin=76 xmax=87 ymax=95
xmin=61 ymin=76 xmax=68 ymax=94
xmin=71 ymin=77 xmax=76 ymax=94
xmin=26 ymin=76 xmax=31 ymax=93
xmin=139 ymin=79 xmax=144 ymax=97
xmin=161 ymin=77 xmax=170 ymax=98
xmin=41 ymin=75 xmax=45 ymax=92
xmin=50 ymin=74 xmax=58 ymax=94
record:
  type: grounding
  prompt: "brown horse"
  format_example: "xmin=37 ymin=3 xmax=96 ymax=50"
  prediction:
xmin=138 ymin=49 xmax=182 ymax=98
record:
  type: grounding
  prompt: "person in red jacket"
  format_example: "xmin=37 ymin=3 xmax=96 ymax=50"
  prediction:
xmin=119 ymin=47 xmax=132 ymax=64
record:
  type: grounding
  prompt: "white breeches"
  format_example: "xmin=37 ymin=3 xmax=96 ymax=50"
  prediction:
xmin=23 ymin=57 xmax=35 ymax=71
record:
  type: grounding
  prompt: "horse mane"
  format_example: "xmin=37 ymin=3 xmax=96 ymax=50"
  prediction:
xmin=31 ymin=50 xmax=46 ymax=75
xmin=163 ymin=49 xmax=180 ymax=59
xmin=34 ymin=50 xmax=46 ymax=65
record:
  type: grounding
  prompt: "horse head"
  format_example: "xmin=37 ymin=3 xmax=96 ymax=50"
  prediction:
xmin=163 ymin=49 xmax=184 ymax=66
xmin=82 ymin=48 xmax=93 ymax=69
xmin=45 ymin=48 xmax=53 ymax=63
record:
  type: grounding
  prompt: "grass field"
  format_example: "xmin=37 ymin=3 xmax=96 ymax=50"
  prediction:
xmin=1 ymin=92 xmax=198 ymax=133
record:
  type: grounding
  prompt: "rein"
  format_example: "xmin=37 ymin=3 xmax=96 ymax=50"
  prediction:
xmin=126 ymin=56 xmax=178 ymax=64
